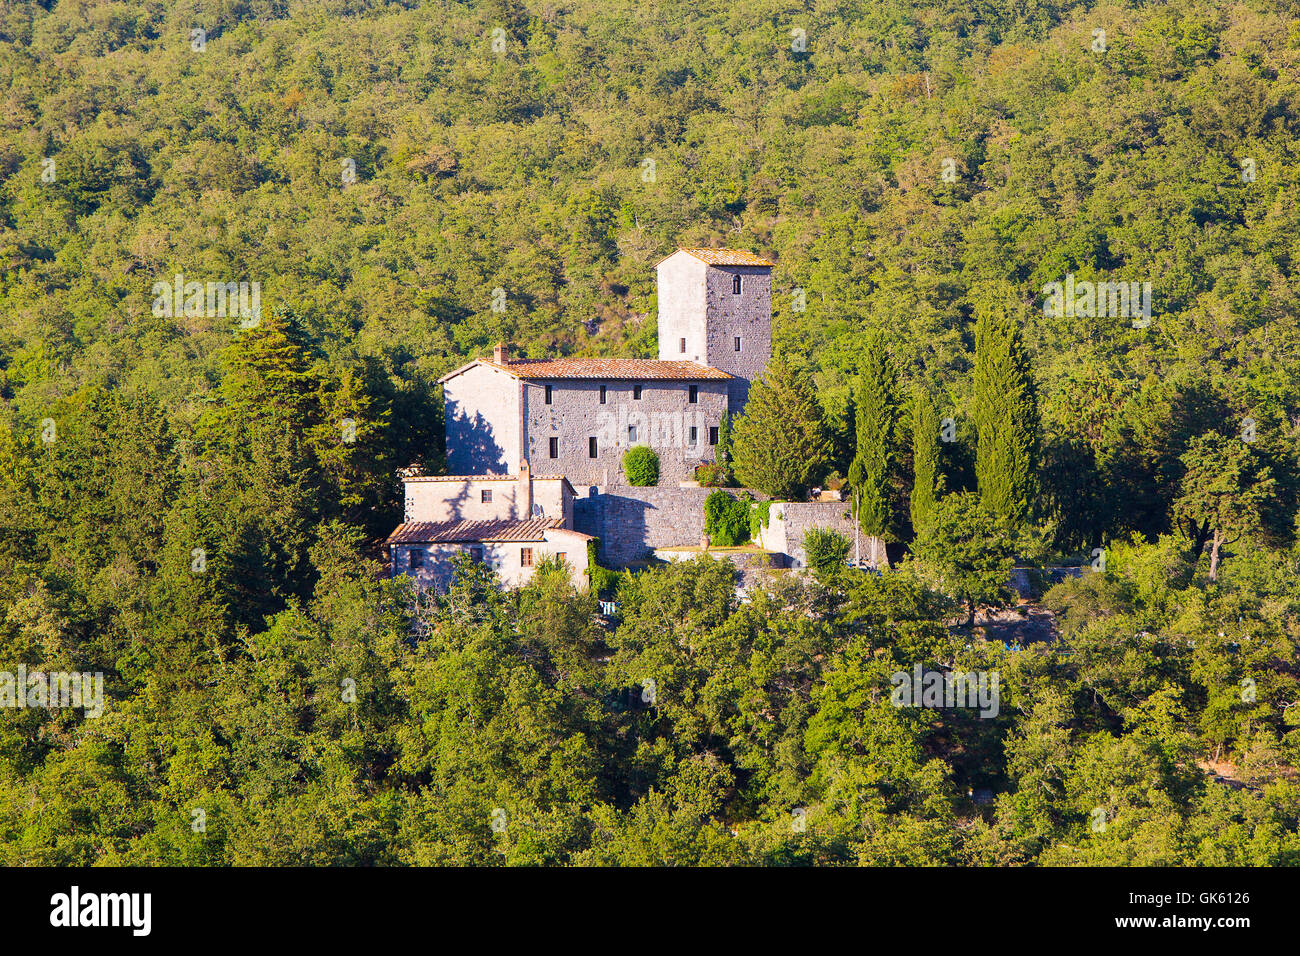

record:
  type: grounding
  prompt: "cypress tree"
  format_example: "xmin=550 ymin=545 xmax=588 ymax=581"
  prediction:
xmin=847 ymin=333 xmax=897 ymax=538
xmin=971 ymin=286 xmax=1040 ymax=526
xmin=910 ymin=384 xmax=941 ymax=533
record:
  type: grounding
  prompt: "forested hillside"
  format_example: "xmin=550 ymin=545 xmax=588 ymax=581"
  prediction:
xmin=0 ymin=0 xmax=1297 ymax=864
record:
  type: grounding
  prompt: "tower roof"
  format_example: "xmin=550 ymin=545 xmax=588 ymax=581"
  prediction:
xmin=662 ymin=248 xmax=776 ymax=267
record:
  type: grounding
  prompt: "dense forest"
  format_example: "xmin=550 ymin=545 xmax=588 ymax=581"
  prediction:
xmin=0 ymin=0 xmax=1298 ymax=864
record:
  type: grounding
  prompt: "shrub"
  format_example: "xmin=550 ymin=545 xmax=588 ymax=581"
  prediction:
xmin=695 ymin=462 xmax=727 ymax=487
xmin=622 ymin=445 xmax=660 ymax=486
xmin=749 ymin=499 xmax=774 ymax=541
xmin=803 ymin=527 xmax=851 ymax=572
xmin=586 ymin=538 xmax=620 ymax=597
xmin=704 ymin=489 xmax=751 ymax=547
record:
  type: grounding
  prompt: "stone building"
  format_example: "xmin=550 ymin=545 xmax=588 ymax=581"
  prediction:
xmin=386 ymin=462 xmax=592 ymax=590
xmin=389 ymin=245 xmax=886 ymax=590
xmin=440 ymin=247 xmax=773 ymax=486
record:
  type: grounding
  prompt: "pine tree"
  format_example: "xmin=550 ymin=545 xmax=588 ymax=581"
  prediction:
xmin=910 ymin=385 xmax=941 ymax=533
xmin=731 ymin=358 xmax=831 ymax=499
xmin=971 ymin=286 xmax=1039 ymax=526
xmin=847 ymin=333 xmax=897 ymax=539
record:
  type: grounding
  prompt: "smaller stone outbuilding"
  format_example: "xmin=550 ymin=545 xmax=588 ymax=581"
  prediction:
xmin=387 ymin=517 xmax=592 ymax=591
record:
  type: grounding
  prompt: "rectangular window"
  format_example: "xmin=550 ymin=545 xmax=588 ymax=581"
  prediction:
xmin=589 ymin=436 xmax=598 ymax=458
xmin=628 ymin=425 xmax=638 ymax=443
xmin=549 ymin=436 xmax=558 ymax=459
xmin=555 ymin=552 xmax=566 ymax=564
xmin=520 ymin=547 xmax=534 ymax=567
xmin=689 ymin=426 xmax=698 ymax=445
xmin=680 ymin=337 xmax=686 ymax=354
xmin=481 ymin=489 xmax=493 ymax=503
xmin=732 ymin=274 xmax=742 ymax=294
xmin=544 ymin=384 xmax=553 ymax=404
xmin=469 ymin=546 xmax=484 ymax=563
xmin=409 ymin=548 xmax=424 ymax=569
xmin=734 ymin=336 xmax=741 ymax=352
xmin=599 ymin=384 xmax=607 ymax=404
xmin=709 ymin=426 xmax=719 ymax=446
xmin=633 ymin=384 xmax=642 ymax=400
xmin=689 ymin=384 xmax=698 ymax=403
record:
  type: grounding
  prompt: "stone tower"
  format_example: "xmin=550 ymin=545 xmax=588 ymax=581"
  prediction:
xmin=656 ymin=248 xmax=773 ymax=412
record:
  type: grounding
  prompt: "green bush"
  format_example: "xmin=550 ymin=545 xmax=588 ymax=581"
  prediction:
xmin=586 ymin=537 xmax=621 ymax=597
xmin=749 ymin=499 xmax=774 ymax=540
xmin=705 ymin=490 xmax=751 ymax=547
xmin=622 ymin=446 xmax=660 ymax=486
xmin=803 ymin=528 xmax=851 ymax=572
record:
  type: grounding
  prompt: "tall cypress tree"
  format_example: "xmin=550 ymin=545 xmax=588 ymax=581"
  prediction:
xmin=847 ymin=333 xmax=898 ymax=538
xmin=910 ymin=384 xmax=941 ymax=533
xmin=971 ymin=286 xmax=1039 ymax=526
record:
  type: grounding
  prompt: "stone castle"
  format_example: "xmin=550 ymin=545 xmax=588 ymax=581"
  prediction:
xmin=386 ymin=247 xmax=872 ymax=590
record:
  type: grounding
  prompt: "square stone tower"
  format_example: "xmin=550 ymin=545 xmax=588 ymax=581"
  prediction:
xmin=656 ymin=248 xmax=773 ymax=412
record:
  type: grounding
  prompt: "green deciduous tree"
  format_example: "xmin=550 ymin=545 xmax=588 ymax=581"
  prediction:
xmin=1173 ymin=434 xmax=1277 ymax=581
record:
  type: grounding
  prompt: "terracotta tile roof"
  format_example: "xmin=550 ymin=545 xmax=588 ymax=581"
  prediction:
xmin=678 ymin=248 xmax=775 ymax=267
xmin=405 ymin=474 xmax=571 ymax=485
xmin=386 ymin=517 xmax=563 ymax=545
xmin=489 ymin=358 xmax=731 ymax=380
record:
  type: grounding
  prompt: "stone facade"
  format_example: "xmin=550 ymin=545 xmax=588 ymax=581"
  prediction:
xmin=523 ymin=377 xmax=729 ymax=487
xmin=391 ymin=526 xmax=591 ymax=591
xmin=403 ymin=471 xmax=573 ymax=526
xmin=443 ymin=363 xmax=522 ymax=475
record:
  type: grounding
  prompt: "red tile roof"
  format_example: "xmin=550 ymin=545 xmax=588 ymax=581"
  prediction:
xmin=386 ymin=517 xmax=564 ymax=545
xmin=677 ymin=248 xmax=775 ymax=267
xmin=488 ymin=358 xmax=730 ymax=380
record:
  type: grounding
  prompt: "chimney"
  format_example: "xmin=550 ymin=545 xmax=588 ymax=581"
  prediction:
xmin=518 ymin=457 xmax=533 ymax=519
xmin=494 ymin=341 xmax=508 ymax=365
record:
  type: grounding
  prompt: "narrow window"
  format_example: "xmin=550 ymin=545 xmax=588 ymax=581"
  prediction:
xmin=469 ymin=547 xmax=484 ymax=563
xmin=520 ymin=547 xmax=534 ymax=567
xmin=732 ymin=274 xmax=741 ymax=295
xmin=734 ymin=336 xmax=741 ymax=352
xmin=628 ymin=425 xmax=638 ymax=443
xmin=689 ymin=426 xmax=698 ymax=445
xmin=709 ymin=426 xmax=719 ymax=446
xmin=689 ymin=384 xmax=698 ymax=403
xmin=589 ymin=436 xmax=598 ymax=458
xmin=544 ymin=384 xmax=553 ymax=404
xmin=481 ymin=489 xmax=493 ymax=503
xmin=549 ymin=436 xmax=558 ymax=459
xmin=599 ymin=384 xmax=607 ymax=404
xmin=555 ymin=552 xmax=567 ymax=564
xmin=680 ymin=337 xmax=686 ymax=354
xmin=409 ymin=548 xmax=424 ymax=569
xmin=633 ymin=384 xmax=642 ymax=400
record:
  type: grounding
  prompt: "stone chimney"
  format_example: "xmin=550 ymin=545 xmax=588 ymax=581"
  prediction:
xmin=518 ymin=457 xmax=533 ymax=518
xmin=494 ymin=341 xmax=509 ymax=365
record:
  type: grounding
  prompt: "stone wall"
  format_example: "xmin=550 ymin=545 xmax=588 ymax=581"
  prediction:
xmin=523 ymin=377 xmax=728 ymax=487
xmin=702 ymin=264 xmax=771 ymax=412
xmin=758 ymin=501 xmax=887 ymax=569
xmin=443 ymin=363 xmax=521 ymax=475
xmin=576 ymin=485 xmax=719 ymax=566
